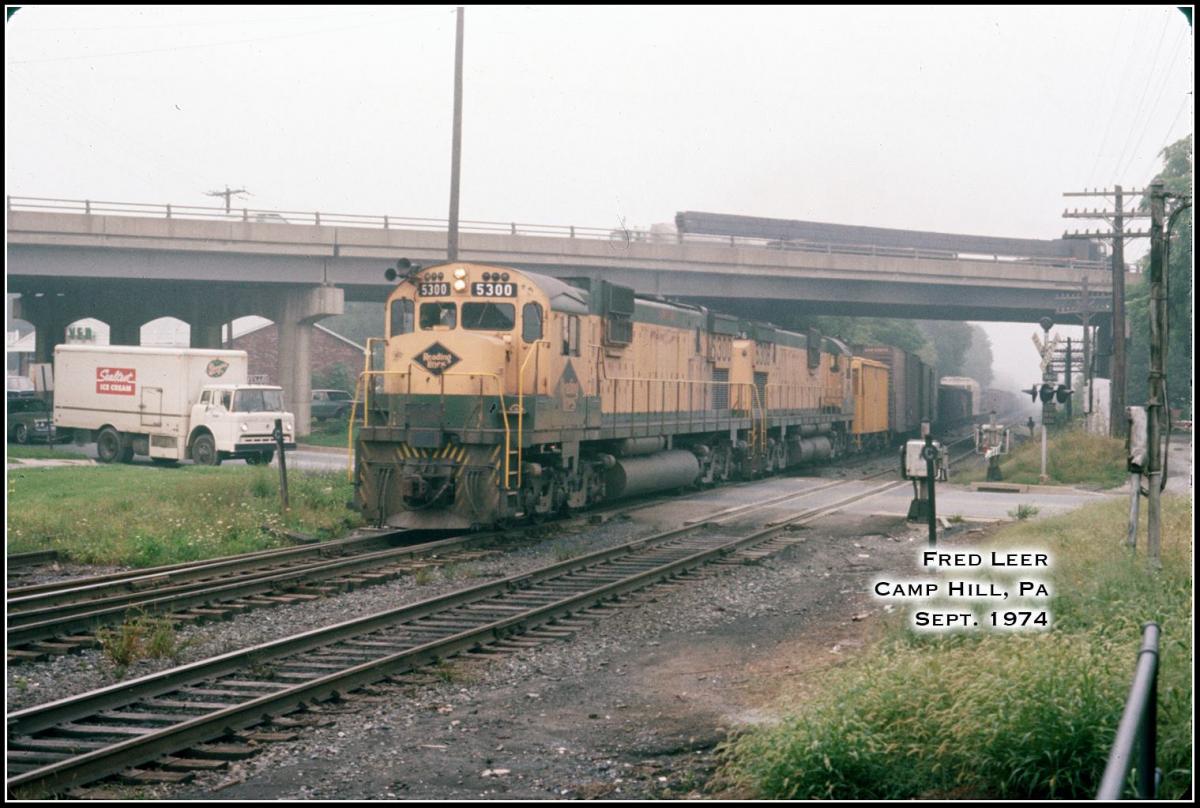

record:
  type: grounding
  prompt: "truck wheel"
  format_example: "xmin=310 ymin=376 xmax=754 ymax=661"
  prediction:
xmin=14 ymin=424 xmax=30 ymax=445
xmin=96 ymin=427 xmax=122 ymax=463
xmin=191 ymin=434 xmax=221 ymax=466
xmin=246 ymin=450 xmax=274 ymax=465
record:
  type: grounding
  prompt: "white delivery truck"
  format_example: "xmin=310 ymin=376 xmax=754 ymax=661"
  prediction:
xmin=53 ymin=345 xmax=296 ymax=465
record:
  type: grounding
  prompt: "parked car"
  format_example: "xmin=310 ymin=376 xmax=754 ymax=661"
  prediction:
xmin=7 ymin=375 xmax=36 ymax=399
xmin=311 ymin=389 xmax=359 ymax=421
xmin=7 ymin=397 xmax=70 ymax=444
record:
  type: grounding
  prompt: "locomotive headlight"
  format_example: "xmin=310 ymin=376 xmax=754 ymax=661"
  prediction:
xmin=453 ymin=267 xmax=468 ymax=280
xmin=453 ymin=278 xmax=467 ymax=292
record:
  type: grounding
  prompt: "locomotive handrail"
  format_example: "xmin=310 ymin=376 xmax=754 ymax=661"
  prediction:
xmin=350 ymin=369 xmax=516 ymax=489
xmin=347 ymin=369 xmax=412 ymax=480
xmin=515 ymin=340 xmax=549 ymax=490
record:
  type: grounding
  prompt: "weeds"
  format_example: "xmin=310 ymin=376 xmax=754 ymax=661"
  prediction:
xmin=1008 ymin=504 xmax=1040 ymax=520
xmin=413 ymin=566 xmax=435 ymax=586
xmin=97 ymin=613 xmax=189 ymax=673
xmin=721 ymin=495 xmax=1193 ymax=799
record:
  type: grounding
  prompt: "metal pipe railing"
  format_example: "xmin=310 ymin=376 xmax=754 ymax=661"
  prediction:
xmin=1096 ymin=622 xmax=1161 ymax=800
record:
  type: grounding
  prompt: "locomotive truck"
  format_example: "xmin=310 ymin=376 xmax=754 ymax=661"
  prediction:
xmin=53 ymin=345 xmax=296 ymax=465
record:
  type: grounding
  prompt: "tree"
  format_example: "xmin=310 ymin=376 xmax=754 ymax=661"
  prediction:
xmin=960 ymin=325 xmax=994 ymax=388
xmin=1127 ymin=135 xmax=1192 ymax=417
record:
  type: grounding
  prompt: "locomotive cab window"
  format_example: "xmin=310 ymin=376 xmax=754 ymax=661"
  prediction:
xmin=522 ymin=302 xmax=543 ymax=343
xmin=390 ymin=299 xmax=414 ymax=336
xmin=462 ymin=302 xmax=515 ymax=331
xmin=420 ymin=302 xmax=457 ymax=330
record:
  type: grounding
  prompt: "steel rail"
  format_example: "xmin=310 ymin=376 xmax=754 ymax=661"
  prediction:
xmin=6 ymin=479 xmax=896 ymax=797
xmin=6 ymin=531 xmax=401 ymax=602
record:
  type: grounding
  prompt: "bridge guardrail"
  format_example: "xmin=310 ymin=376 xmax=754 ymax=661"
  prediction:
xmin=7 ymin=195 xmax=1109 ymax=273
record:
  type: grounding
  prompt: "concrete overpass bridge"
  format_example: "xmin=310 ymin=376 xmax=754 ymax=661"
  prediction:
xmin=6 ymin=197 xmax=1113 ymax=426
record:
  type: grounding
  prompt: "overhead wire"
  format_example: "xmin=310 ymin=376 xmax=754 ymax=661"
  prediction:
xmin=1116 ymin=25 xmax=1190 ymax=180
xmin=1109 ymin=11 xmax=1173 ymax=180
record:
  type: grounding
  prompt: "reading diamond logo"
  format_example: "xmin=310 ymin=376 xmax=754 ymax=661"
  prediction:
xmin=415 ymin=342 xmax=461 ymax=375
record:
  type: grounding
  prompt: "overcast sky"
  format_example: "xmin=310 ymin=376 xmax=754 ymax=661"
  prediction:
xmin=5 ymin=5 xmax=1194 ymax=389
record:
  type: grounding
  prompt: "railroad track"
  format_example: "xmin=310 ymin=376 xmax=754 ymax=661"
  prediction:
xmin=7 ymin=439 xmax=983 ymax=664
xmin=6 ymin=476 xmax=903 ymax=797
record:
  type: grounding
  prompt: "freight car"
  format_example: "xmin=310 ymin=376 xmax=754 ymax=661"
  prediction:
xmin=354 ymin=262 xmax=858 ymax=530
xmin=852 ymin=344 xmax=937 ymax=441
xmin=979 ymin=387 xmax=1025 ymax=419
xmin=938 ymin=376 xmax=982 ymax=429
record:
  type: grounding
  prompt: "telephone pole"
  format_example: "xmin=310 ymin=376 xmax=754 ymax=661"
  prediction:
xmin=447 ymin=6 xmax=464 ymax=262
xmin=1063 ymin=186 xmax=1149 ymax=437
xmin=204 ymin=185 xmax=248 ymax=214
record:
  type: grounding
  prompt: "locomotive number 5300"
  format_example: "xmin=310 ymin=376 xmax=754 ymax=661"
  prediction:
xmin=471 ymin=282 xmax=515 ymax=297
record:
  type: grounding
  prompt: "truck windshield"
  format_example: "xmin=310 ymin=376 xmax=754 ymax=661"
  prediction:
xmin=233 ymin=389 xmax=284 ymax=413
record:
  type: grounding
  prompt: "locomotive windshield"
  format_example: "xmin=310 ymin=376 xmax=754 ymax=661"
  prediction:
xmin=419 ymin=302 xmax=457 ymax=329
xmin=462 ymin=302 xmax=515 ymax=331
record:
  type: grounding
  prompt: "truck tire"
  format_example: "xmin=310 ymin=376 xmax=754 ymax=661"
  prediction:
xmin=97 ymin=427 xmax=122 ymax=463
xmin=14 ymin=424 xmax=30 ymax=445
xmin=191 ymin=434 xmax=221 ymax=466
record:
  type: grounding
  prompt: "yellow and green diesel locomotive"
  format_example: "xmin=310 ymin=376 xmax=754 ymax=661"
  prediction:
xmin=353 ymin=261 xmax=880 ymax=530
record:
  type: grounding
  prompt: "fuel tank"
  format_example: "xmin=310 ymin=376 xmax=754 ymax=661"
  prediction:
xmin=604 ymin=450 xmax=700 ymax=499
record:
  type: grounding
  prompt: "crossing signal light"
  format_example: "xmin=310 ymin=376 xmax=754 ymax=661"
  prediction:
xmin=1054 ymin=385 xmax=1074 ymax=404
xmin=1025 ymin=385 xmax=1040 ymax=402
xmin=1038 ymin=383 xmax=1056 ymax=403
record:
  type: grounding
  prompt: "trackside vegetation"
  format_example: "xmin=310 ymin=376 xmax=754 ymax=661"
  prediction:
xmin=721 ymin=495 xmax=1191 ymax=799
xmin=952 ymin=428 xmax=1127 ymax=488
xmin=7 ymin=464 xmax=362 ymax=567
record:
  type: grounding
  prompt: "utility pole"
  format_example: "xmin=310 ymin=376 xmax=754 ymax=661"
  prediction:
xmin=204 ymin=185 xmax=248 ymax=214
xmin=446 ymin=6 xmax=464 ymax=262
xmin=1063 ymin=186 xmax=1150 ymax=438
xmin=1144 ymin=183 xmax=1165 ymax=565
xmin=1055 ymin=274 xmax=1109 ymax=416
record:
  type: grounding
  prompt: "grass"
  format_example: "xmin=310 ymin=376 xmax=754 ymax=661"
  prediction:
xmin=952 ymin=428 xmax=1127 ymax=488
xmin=1008 ymin=503 xmax=1040 ymax=520
xmin=97 ymin=613 xmax=193 ymax=673
xmin=5 ymin=444 xmax=89 ymax=460
xmin=6 ymin=464 xmax=363 ymax=567
xmin=301 ymin=418 xmax=359 ymax=448
xmin=720 ymin=495 xmax=1192 ymax=799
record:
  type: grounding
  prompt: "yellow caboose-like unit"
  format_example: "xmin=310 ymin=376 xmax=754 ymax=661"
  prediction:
xmin=849 ymin=356 xmax=891 ymax=449
xmin=355 ymin=262 xmax=858 ymax=530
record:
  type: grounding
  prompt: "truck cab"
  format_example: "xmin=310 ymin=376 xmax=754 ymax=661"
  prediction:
xmin=192 ymin=385 xmax=295 ymax=465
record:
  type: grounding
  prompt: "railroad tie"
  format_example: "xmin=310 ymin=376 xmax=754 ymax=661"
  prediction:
xmin=117 ymin=769 xmax=196 ymax=785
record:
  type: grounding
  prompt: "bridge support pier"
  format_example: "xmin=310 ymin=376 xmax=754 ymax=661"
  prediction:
xmin=271 ymin=285 xmax=344 ymax=437
xmin=13 ymin=295 xmax=73 ymax=365
xmin=109 ymin=317 xmax=141 ymax=347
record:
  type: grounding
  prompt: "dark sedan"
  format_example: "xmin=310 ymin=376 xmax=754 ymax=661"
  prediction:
xmin=7 ymin=398 xmax=71 ymax=444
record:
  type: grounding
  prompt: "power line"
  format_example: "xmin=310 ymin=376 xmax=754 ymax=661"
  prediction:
xmin=1086 ymin=7 xmax=1135 ymax=184
xmin=1110 ymin=12 xmax=1174 ymax=180
xmin=1116 ymin=25 xmax=1190 ymax=180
